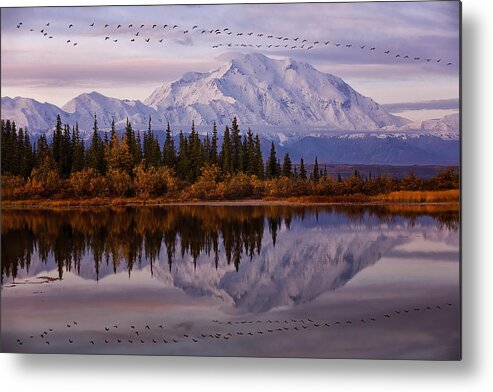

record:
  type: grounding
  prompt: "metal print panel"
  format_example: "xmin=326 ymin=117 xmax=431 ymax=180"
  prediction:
xmin=0 ymin=1 xmax=461 ymax=359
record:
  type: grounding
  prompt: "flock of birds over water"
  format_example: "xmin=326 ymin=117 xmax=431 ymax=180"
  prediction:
xmin=14 ymin=20 xmax=454 ymax=67
xmin=12 ymin=302 xmax=454 ymax=351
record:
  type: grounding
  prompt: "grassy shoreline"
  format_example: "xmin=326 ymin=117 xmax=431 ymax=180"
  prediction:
xmin=1 ymin=190 xmax=459 ymax=209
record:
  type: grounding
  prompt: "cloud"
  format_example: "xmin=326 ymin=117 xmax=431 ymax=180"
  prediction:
xmin=2 ymin=58 xmax=217 ymax=88
xmin=382 ymin=99 xmax=460 ymax=112
xmin=1 ymin=1 xmax=460 ymax=105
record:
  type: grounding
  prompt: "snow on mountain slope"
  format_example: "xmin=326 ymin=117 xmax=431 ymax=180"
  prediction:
xmin=61 ymin=91 xmax=166 ymax=131
xmin=395 ymin=112 xmax=459 ymax=140
xmin=0 ymin=96 xmax=70 ymax=133
xmin=145 ymin=53 xmax=410 ymax=130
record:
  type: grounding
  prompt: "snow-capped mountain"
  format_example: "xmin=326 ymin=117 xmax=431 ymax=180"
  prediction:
xmin=61 ymin=91 xmax=167 ymax=131
xmin=145 ymin=53 xmax=410 ymax=130
xmin=1 ymin=96 xmax=69 ymax=134
xmin=394 ymin=112 xmax=459 ymax=140
xmin=1 ymin=53 xmax=459 ymax=164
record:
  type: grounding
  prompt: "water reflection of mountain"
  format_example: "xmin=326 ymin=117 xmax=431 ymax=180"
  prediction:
xmin=1 ymin=205 xmax=458 ymax=312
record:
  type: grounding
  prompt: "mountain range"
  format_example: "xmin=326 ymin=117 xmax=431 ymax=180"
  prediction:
xmin=1 ymin=53 xmax=459 ymax=165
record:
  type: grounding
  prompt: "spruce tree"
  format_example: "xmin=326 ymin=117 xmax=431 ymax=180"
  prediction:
xmin=177 ymin=131 xmax=190 ymax=180
xmin=266 ymin=141 xmax=278 ymax=179
xmin=230 ymin=117 xmax=241 ymax=172
xmin=162 ymin=122 xmax=176 ymax=168
xmin=254 ymin=134 xmax=264 ymax=178
xmin=72 ymin=123 xmax=85 ymax=172
xmin=299 ymin=158 xmax=307 ymax=181
xmin=221 ymin=126 xmax=232 ymax=174
xmin=282 ymin=153 xmax=292 ymax=178
xmin=52 ymin=114 xmax=63 ymax=173
xmin=313 ymin=157 xmax=320 ymax=182
xmin=210 ymin=122 xmax=218 ymax=164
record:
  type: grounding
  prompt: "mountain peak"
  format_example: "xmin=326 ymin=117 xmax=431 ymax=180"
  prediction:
xmin=144 ymin=53 xmax=408 ymax=129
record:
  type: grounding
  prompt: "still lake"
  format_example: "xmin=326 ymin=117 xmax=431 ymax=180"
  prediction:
xmin=1 ymin=204 xmax=460 ymax=359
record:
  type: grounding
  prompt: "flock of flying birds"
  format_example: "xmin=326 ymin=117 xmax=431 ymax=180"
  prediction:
xmin=14 ymin=20 xmax=454 ymax=66
xmin=13 ymin=302 xmax=454 ymax=349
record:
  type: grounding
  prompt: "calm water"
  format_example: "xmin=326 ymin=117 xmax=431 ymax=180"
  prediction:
xmin=1 ymin=205 xmax=460 ymax=359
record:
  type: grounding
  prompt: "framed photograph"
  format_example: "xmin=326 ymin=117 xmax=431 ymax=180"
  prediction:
xmin=1 ymin=1 xmax=461 ymax=360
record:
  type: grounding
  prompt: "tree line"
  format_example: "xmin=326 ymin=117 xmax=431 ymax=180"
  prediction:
xmin=1 ymin=116 xmax=459 ymax=200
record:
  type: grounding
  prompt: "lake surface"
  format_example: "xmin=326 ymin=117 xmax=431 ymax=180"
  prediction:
xmin=1 ymin=204 xmax=460 ymax=359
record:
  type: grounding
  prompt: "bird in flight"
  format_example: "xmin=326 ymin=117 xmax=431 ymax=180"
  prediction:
xmin=90 ymin=22 xmax=94 ymax=27
xmin=69 ymin=24 xmax=73 ymax=28
xmin=145 ymin=38 xmax=150 ymax=42
xmin=105 ymin=24 xmax=109 ymax=28
xmin=105 ymin=36 xmax=109 ymax=40
xmin=140 ymin=24 xmax=145 ymax=28
xmin=152 ymin=24 xmax=157 ymax=28
xmin=117 ymin=24 xmax=121 ymax=29
xmin=384 ymin=50 xmax=390 ymax=54
xmin=193 ymin=25 xmax=198 ymax=29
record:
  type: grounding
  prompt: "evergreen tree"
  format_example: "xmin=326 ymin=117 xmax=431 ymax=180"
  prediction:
xmin=124 ymin=118 xmax=141 ymax=167
xmin=52 ymin=114 xmax=63 ymax=173
xmin=312 ymin=157 xmax=320 ymax=182
xmin=282 ymin=153 xmax=292 ymax=178
xmin=87 ymin=115 xmax=106 ymax=174
xmin=110 ymin=118 xmax=116 ymax=142
xmin=220 ymin=126 xmax=232 ymax=174
xmin=36 ymin=134 xmax=51 ymax=168
xmin=143 ymin=117 xmax=160 ymax=167
xmin=266 ymin=141 xmax=278 ymax=179
xmin=230 ymin=117 xmax=241 ymax=172
xmin=246 ymin=129 xmax=255 ymax=175
xmin=254 ymin=134 xmax=264 ymax=178
xmin=210 ymin=122 xmax=218 ymax=164
xmin=177 ymin=130 xmax=190 ymax=180
xmin=162 ymin=122 xmax=176 ymax=168
xmin=188 ymin=121 xmax=205 ymax=181
xmin=71 ymin=123 xmax=85 ymax=172
xmin=299 ymin=158 xmax=307 ymax=181
xmin=276 ymin=159 xmax=282 ymax=178
xmin=240 ymin=134 xmax=248 ymax=173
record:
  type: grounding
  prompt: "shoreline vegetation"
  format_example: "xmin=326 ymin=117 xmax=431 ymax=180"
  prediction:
xmin=1 ymin=116 xmax=459 ymax=207
xmin=2 ymin=190 xmax=459 ymax=209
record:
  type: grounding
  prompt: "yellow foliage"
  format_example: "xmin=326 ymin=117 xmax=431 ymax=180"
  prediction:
xmin=133 ymin=164 xmax=177 ymax=198
xmin=107 ymin=169 xmax=132 ymax=197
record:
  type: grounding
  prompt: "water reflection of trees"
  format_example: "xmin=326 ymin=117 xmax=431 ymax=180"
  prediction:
xmin=1 ymin=205 xmax=459 ymax=283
